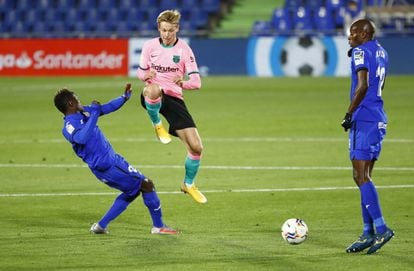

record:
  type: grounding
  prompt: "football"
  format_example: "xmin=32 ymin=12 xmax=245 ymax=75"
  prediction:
xmin=281 ymin=218 xmax=309 ymax=244
xmin=280 ymin=36 xmax=328 ymax=77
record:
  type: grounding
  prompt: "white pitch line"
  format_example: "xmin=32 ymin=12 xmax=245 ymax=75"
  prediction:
xmin=0 ymin=137 xmax=413 ymax=144
xmin=1 ymin=163 xmax=414 ymax=171
xmin=1 ymin=185 xmax=413 ymax=198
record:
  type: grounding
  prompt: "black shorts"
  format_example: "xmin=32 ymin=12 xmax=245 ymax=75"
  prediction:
xmin=140 ymin=93 xmax=196 ymax=137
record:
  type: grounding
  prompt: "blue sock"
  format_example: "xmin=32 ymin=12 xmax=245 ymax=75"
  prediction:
xmin=360 ymin=180 xmax=387 ymax=234
xmin=142 ymin=192 xmax=163 ymax=228
xmin=144 ymin=99 xmax=161 ymax=125
xmin=99 ymin=193 xmax=135 ymax=228
xmin=361 ymin=201 xmax=374 ymax=235
xmin=184 ymin=154 xmax=200 ymax=186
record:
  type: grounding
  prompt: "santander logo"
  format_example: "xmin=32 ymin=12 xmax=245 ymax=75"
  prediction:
xmin=0 ymin=50 xmax=124 ymax=70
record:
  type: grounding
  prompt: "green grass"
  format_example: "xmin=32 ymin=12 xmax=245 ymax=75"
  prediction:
xmin=0 ymin=76 xmax=413 ymax=271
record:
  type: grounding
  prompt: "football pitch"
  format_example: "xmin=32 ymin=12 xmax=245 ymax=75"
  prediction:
xmin=0 ymin=76 xmax=413 ymax=271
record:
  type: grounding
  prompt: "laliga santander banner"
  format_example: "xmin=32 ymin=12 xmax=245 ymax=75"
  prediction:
xmin=0 ymin=39 xmax=128 ymax=76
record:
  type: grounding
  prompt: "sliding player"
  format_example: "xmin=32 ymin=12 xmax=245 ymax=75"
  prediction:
xmin=54 ymin=83 xmax=178 ymax=235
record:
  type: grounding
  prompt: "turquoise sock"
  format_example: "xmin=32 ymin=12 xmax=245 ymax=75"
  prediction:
xmin=184 ymin=155 xmax=200 ymax=186
xmin=145 ymin=101 xmax=161 ymax=125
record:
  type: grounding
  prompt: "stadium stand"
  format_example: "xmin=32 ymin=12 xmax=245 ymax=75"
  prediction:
xmin=0 ymin=0 xmax=235 ymax=38
xmin=251 ymin=0 xmax=414 ymax=37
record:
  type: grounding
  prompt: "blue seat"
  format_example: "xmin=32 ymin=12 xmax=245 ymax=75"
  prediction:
xmin=284 ymin=0 xmax=302 ymax=13
xmin=139 ymin=20 xmax=155 ymax=35
xmin=0 ymin=0 xmax=14 ymax=9
xmin=159 ymin=0 xmax=179 ymax=10
xmin=186 ymin=7 xmax=209 ymax=28
xmin=201 ymin=0 xmax=220 ymax=14
xmin=32 ymin=21 xmax=49 ymax=34
xmin=43 ymin=9 xmax=60 ymax=22
xmin=139 ymin=0 xmax=157 ymax=11
xmin=305 ymin=0 xmax=323 ymax=13
xmin=93 ymin=21 xmax=109 ymax=33
xmin=25 ymin=9 xmax=41 ymax=28
xmin=49 ymin=20 xmax=67 ymax=33
xmin=64 ymin=8 xmax=81 ymax=24
xmin=365 ymin=0 xmax=384 ymax=6
xmin=271 ymin=7 xmax=293 ymax=35
xmin=3 ymin=10 xmax=19 ymax=27
xmin=292 ymin=6 xmax=314 ymax=33
xmin=126 ymin=8 xmax=145 ymax=23
xmin=181 ymin=0 xmax=200 ymax=8
xmin=251 ymin=20 xmax=273 ymax=36
xmin=118 ymin=0 xmax=141 ymax=10
xmin=99 ymin=0 xmax=117 ymax=8
xmin=313 ymin=6 xmax=335 ymax=34
xmin=72 ymin=20 xmax=92 ymax=32
xmin=326 ymin=0 xmax=344 ymax=12
xmin=37 ymin=0 xmax=54 ymax=9
xmin=145 ymin=8 xmax=159 ymax=25
xmin=77 ymin=0 xmax=96 ymax=9
xmin=55 ymin=0 xmax=76 ymax=8
xmin=105 ymin=8 xmax=120 ymax=22
xmin=15 ymin=0 xmax=33 ymax=9
xmin=179 ymin=19 xmax=197 ymax=35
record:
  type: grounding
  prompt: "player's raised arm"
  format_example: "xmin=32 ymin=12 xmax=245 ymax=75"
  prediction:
xmin=98 ymin=83 xmax=132 ymax=115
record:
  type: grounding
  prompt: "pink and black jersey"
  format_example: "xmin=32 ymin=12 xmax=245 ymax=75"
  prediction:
xmin=137 ymin=38 xmax=201 ymax=100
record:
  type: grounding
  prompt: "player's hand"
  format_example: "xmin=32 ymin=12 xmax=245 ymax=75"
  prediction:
xmin=123 ymin=83 xmax=132 ymax=100
xmin=341 ymin=113 xmax=352 ymax=132
xmin=144 ymin=70 xmax=156 ymax=81
xmin=174 ymin=76 xmax=183 ymax=87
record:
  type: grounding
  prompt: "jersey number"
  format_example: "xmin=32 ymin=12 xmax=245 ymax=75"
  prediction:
xmin=376 ymin=65 xmax=386 ymax=97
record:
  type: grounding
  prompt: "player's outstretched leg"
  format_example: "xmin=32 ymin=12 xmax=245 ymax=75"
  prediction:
xmin=90 ymin=192 xmax=137 ymax=234
xmin=141 ymin=178 xmax=179 ymax=235
xmin=90 ymin=222 xmax=109 ymax=234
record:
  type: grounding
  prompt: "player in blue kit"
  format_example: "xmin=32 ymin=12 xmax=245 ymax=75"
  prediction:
xmin=54 ymin=83 xmax=178 ymax=235
xmin=341 ymin=19 xmax=394 ymax=254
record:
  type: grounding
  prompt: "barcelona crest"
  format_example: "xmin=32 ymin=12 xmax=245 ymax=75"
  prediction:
xmin=173 ymin=55 xmax=180 ymax=63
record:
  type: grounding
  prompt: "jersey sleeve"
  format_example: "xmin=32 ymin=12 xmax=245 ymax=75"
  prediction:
xmin=63 ymin=112 xmax=99 ymax=145
xmin=184 ymin=45 xmax=199 ymax=75
xmin=352 ymin=47 xmax=369 ymax=72
xmin=137 ymin=40 xmax=151 ymax=81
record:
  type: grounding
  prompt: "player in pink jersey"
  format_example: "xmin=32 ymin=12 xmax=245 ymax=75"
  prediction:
xmin=137 ymin=10 xmax=207 ymax=204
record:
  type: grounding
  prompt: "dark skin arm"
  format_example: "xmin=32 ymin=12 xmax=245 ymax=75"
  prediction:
xmin=347 ymin=69 xmax=369 ymax=114
xmin=348 ymin=69 xmax=373 ymax=186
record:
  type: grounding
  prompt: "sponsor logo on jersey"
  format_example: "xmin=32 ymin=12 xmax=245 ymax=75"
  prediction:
xmin=151 ymin=63 xmax=179 ymax=73
xmin=354 ymin=50 xmax=364 ymax=65
xmin=65 ymin=122 xmax=75 ymax=134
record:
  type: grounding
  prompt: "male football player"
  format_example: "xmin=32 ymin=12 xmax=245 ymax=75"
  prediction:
xmin=341 ymin=19 xmax=394 ymax=254
xmin=54 ymin=83 xmax=178 ymax=235
xmin=137 ymin=10 xmax=206 ymax=204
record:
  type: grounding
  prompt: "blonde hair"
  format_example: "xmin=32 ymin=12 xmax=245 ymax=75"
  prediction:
xmin=157 ymin=9 xmax=181 ymax=25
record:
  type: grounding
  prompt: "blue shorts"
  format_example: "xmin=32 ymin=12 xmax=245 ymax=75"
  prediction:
xmin=349 ymin=121 xmax=387 ymax=161
xmin=91 ymin=154 xmax=145 ymax=197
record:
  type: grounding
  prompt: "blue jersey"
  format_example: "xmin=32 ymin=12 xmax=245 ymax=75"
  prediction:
xmin=62 ymin=96 xmax=127 ymax=171
xmin=350 ymin=40 xmax=388 ymax=122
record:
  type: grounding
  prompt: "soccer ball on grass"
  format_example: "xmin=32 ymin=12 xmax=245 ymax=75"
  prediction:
xmin=281 ymin=218 xmax=308 ymax=244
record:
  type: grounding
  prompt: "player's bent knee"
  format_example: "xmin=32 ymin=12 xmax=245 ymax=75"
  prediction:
xmin=143 ymin=84 xmax=162 ymax=99
xmin=140 ymin=178 xmax=156 ymax=193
